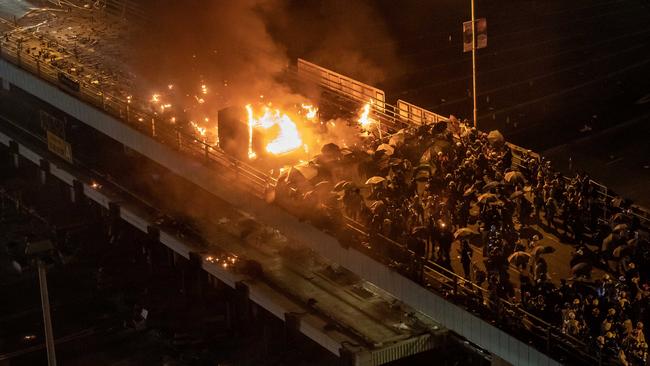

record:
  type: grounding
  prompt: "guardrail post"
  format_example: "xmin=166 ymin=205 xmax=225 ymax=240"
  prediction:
xmin=9 ymin=140 xmax=19 ymax=168
xmin=204 ymin=142 xmax=209 ymax=161
xmin=150 ymin=117 xmax=156 ymax=137
xmin=176 ymin=131 xmax=182 ymax=150
xmin=39 ymin=159 xmax=49 ymax=185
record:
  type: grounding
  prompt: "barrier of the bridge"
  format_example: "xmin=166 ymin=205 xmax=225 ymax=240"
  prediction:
xmin=297 ymin=58 xmax=386 ymax=111
xmin=396 ymin=99 xmax=447 ymax=125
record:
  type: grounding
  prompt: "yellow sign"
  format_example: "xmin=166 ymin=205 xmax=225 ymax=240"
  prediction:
xmin=47 ymin=131 xmax=73 ymax=163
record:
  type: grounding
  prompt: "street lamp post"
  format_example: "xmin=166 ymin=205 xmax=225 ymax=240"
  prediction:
xmin=471 ymin=0 xmax=478 ymax=129
xmin=26 ymin=240 xmax=57 ymax=366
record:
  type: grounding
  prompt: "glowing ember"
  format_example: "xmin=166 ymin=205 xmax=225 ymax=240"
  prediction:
xmin=151 ymin=94 xmax=161 ymax=103
xmin=167 ymin=84 xmax=174 ymax=90
xmin=201 ymin=84 xmax=208 ymax=95
xmin=301 ymin=104 xmax=318 ymax=120
xmin=245 ymin=104 xmax=303 ymax=158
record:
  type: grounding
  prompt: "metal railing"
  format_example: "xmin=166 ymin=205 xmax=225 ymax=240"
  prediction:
xmin=1 ymin=31 xmax=645 ymax=365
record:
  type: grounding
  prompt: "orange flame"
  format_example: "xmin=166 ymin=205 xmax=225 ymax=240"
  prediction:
xmin=245 ymin=104 xmax=303 ymax=158
xmin=190 ymin=121 xmax=207 ymax=137
xmin=358 ymin=101 xmax=373 ymax=129
xmin=301 ymin=104 xmax=318 ymax=121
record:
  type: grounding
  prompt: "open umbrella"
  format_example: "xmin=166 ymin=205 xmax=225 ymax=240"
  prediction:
xmin=611 ymin=212 xmax=630 ymax=224
xmin=365 ymin=176 xmax=386 ymax=185
xmin=293 ymin=162 xmax=319 ymax=181
xmin=613 ymin=244 xmax=633 ymax=258
xmin=389 ymin=130 xmax=406 ymax=146
xmin=613 ymin=223 xmax=629 ymax=233
xmin=411 ymin=226 xmax=428 ymax=236
xmin=477 ymin=193 xmax=498 ymax=204
xmin=333 ymin=180 xmax=352 ymax=192
xmin=531 ymin=245 xmax=555 ymax=257
xmin=487 ymin=130 xmax=505 ymax=145
xmin=376 ymin=144 xmax=395 ymax=156
xmin=571 ymin=262 xmax=592 ymax=278
xmin=510 ymin=191 xmax=525 ymax=199
xmin=483 ymin=181 xmax=502 ymax=191
xmin=508 ymin=251 xmax=531 ymax=266
xmin=504 ymin=171 xmax=525 ymax=184
xmin=370 ymin=200 xmax=385 ymax=213
xmin=454 ymin=227 xmax=477 ymax=239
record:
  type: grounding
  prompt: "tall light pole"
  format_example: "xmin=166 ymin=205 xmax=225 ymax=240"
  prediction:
xmin=27 ymin=240 xmax=57 ymax=366
xmin=471 ymin=0 xmax=478 ymax=129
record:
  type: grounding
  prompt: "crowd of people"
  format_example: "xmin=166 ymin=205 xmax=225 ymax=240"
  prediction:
xmin=279 ymin=119 xmax=650 ymax=365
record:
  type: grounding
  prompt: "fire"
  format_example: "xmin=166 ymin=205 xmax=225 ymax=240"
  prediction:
xmin=358 ymin=101 xmax=373 ymax=128
xmin=301 ymin=104 xmax=318 ymax=121
xmin=245 ymin=104 xmax=257 ymax=159
xmin=151 ymin=93 xmax=161 ymax=103
xmin=190 ymin=121 xmax=207 ymax=137
xmin=201 ymin=84 xmax=208 ymax=95
xmin=245 ymin=104 xmax=303 ymax=158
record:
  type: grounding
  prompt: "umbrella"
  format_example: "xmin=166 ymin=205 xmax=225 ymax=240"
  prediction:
xmin=370 ymin=200 xmax=385 ymax=213
xmin=454 ymin=228 xmax=477 ymax=239
xmin=508 ymin=251 xmax=531 ymax=265
xmin=293 ymin=162 xmax=319 ymax=181
xmin=613 ymin=223 xmax=629 ymax=233
xmin=510 ymin=191 xmax=525 ymax=199
xmin=321 ymin=143 xmax=340 ymax=156
xmin=613 ymin=244 xmax=633 ymax=258
xmin=365 ymin=176 xmax=386 ymax=185
xmin=504 ymin=171 xmax=525 ymax=184
xmin=611 ymin=212 xmax=629 ymax=223
xmin=411 ymin=226 xmax=428 ymax=235
xmin=483 ymin=181 xmax=502 ymax=191
xmin=487 ymin=130 xmax=505 ymax=145
xmin=571 ymin=262 xmax=592 ymax=277
xmin=333 ymin=181 xmax=352 ymax=192
xmin=477 ymin=193 xmax=498 ymax=203
xmin=376 ymin=144 xmax=395 ymax=156
xmin=389 ymin=130 xmax=406 ymax=146
xmin=531 ymin=245 xmax=555 ymax=257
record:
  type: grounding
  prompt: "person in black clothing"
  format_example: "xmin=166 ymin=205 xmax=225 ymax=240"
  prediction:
xmin=459 ymin=239 xmax=473 ymax=279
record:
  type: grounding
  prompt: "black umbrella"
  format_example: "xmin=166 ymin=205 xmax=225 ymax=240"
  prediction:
xmin=454 ymin=227 xmax=477 ymax=239
xmin=571 ymin=262 xmax=592 ymax=277
xmin=510 ymin=191 xmax=525 ymax=199
xmin=483 ymin=181 xmax=502 ymax=191
xmin=333 ymin=181 xmax=351 ymax=192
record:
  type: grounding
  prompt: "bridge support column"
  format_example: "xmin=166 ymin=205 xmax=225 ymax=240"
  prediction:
xmin=107 ymin=202 xmax=121 ymax=243
xmin=70 ymin=179 xmax=84 ymax=204
xmin=2 ymin=78 xmax=9 ymax=91
xmin=234 ymin=281 xmax=251 ymax=334
xmin=9 ymin=141 xmax=19 ymax=168
xmin=284 ymin=312 xmax=302 ymax=349
xmin=39 ymin=159 xmax=50 ymax=185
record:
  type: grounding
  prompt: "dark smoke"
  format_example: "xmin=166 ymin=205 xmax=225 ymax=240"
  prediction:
xmin=266 ymin=0 xmax=405 ymax=87
xmin=130 ymin=0 xmax=292 ymax=107
xmin=130 ymin=0 xmax=403 ymax=105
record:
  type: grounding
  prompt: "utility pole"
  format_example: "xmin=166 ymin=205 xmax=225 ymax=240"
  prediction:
xmin=27 ymin=240 xmax=57 ymax=366
xmin=471 ymin=0 xmax=478 ymax=129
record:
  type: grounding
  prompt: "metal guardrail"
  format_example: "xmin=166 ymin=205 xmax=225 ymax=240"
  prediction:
xmin=1 ymin=31 xmax=644 ymax=365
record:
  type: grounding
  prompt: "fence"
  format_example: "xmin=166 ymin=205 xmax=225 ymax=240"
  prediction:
xmin=1 ymin=30 xmax=647 ymax=365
